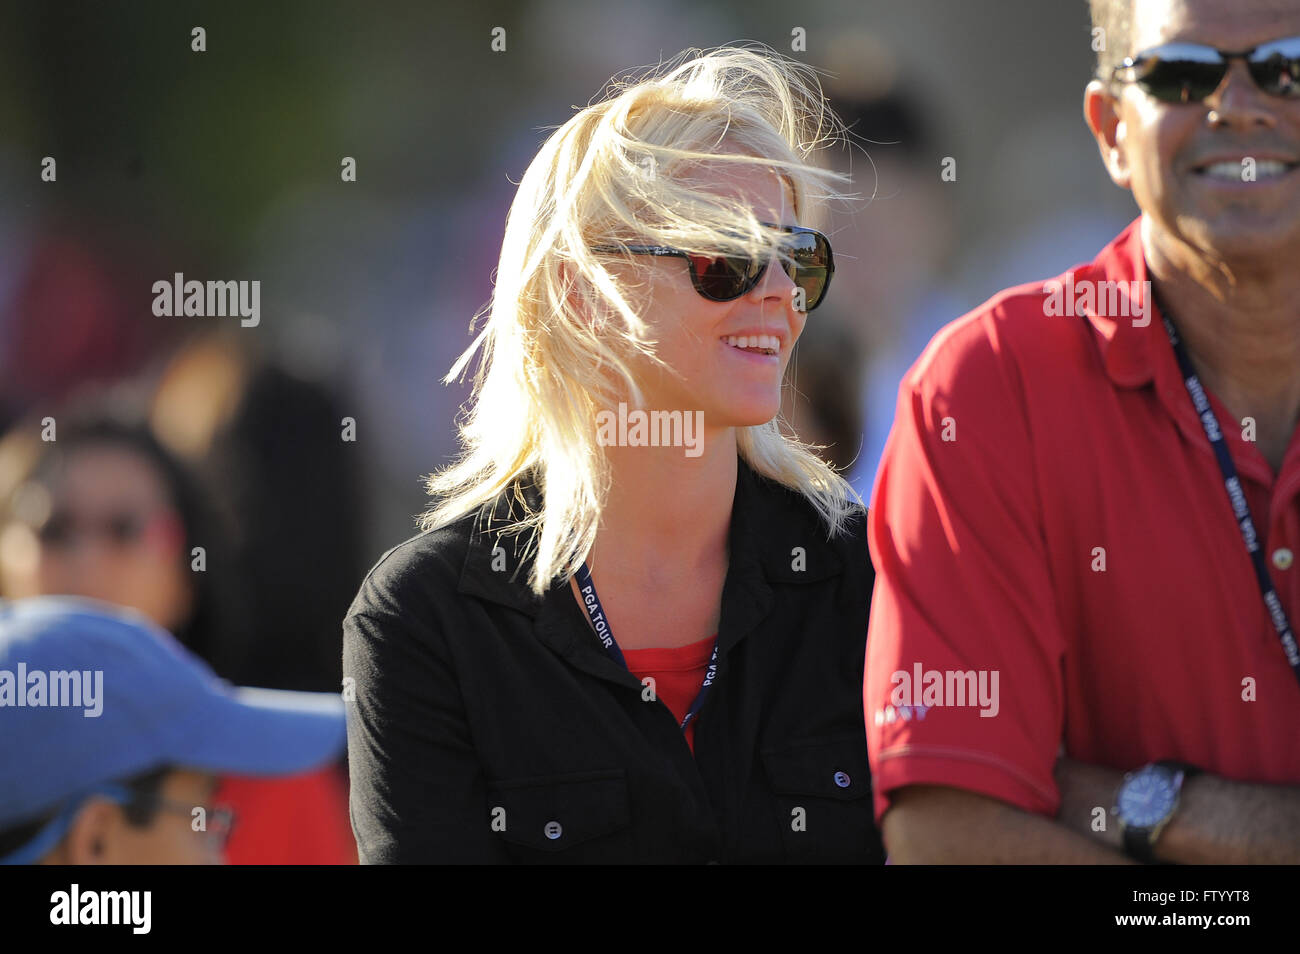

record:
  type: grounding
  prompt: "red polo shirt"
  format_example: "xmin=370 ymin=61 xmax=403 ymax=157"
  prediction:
xmin=865 ymin=217 xmax=1300 ymax=823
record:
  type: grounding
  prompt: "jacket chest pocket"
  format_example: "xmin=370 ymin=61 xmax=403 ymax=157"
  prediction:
xmin=486 ymin=769 xmax=633 ymax=862
xmin=761 ymin=735 xmax=883 ymax=863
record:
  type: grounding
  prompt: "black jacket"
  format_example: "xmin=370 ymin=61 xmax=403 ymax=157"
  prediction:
xmin=343 ymin=458 xmax=884 ymax=863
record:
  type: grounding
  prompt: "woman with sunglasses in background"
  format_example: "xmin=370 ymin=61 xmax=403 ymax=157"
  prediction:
xmin=344 ymin=43 xmax=885 ymax=863
xmin=0 ymin=406 xmax=356 ymax=865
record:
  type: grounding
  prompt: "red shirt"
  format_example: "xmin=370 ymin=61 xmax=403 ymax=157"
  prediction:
xmin=216 ymin=765 xmax=357 ymax=864
xmin=865 ymin=217 xmax=1300 ymax=824
xmin=623 ymin=634 xmax=716 ymax=755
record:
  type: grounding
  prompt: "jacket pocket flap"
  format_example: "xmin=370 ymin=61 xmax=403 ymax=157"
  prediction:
xmin=761 ymin=736 xmax=870 ymax=800
xmin=486 ymin=769 xmax=631 ymax=851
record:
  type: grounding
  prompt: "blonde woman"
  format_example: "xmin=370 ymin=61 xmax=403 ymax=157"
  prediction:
xmin=344 ymin=44 xmax=884 ymax=863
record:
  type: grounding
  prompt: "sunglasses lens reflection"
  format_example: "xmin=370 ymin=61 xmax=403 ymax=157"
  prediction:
xmin=689 ymin=253 xmax=764 ymax=301
xmin=1141 ymin=59 xmax=1227 ymax=102
xmin=785 ymin=234 xmax=831 ymax=309
xmin=1251 ymin=44 xmax=1300 ymax=96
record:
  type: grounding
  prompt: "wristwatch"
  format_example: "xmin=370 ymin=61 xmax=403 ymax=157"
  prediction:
xmin=1113 ymin=760 xmax=1201 ymax=863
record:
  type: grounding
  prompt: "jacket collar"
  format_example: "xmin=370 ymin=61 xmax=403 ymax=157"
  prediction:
xmin=457 ymin=456 xmax=846 ymax=625
xmin=456 ymin=471 xmax=550 ymax=615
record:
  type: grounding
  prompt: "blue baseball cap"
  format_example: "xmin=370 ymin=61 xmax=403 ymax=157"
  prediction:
xmin=0 ymin=596 xmax=347 ymax=860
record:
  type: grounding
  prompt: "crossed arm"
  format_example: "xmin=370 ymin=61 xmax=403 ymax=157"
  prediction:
xmin=883 ymin=759 xmax=1300 ymax=864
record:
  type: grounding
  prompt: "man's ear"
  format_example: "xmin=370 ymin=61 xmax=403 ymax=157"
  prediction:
xmin=61 ymin=798 xmax=119 ymax=865
xmin=1084 ymin=80 xmax=1132 ymax=190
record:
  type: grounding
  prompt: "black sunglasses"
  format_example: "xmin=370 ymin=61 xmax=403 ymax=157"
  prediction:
xmin=1112 ymin=35 xmax=1300 ymax=104
xmin=591 ymin=223 xmax=834 ymax=310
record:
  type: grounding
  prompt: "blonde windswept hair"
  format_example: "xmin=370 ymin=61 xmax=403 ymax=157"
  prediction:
xmin=421 ymin=42 xmax=863 ymax=595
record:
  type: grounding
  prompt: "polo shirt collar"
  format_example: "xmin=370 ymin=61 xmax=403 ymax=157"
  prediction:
xmin=1076 ymin=215 xmax=1278 ymax=487
xmin=1079 ymin=216 xmax=1161 ymax=390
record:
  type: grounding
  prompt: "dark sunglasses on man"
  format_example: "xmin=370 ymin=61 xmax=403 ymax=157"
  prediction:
xmin=1111 ymin=35 xmax=1300 ymax=104
xmin=591 ymin=223 xmax=834 ymax=311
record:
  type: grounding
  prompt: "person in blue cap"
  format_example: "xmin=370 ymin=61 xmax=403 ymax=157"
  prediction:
xmin=0 ymin=596 xmax=347 ymax=864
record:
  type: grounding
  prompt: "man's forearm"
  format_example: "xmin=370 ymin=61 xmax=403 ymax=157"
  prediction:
xmin=1159 ymin=774 xmax=1300 ymax=864
xmin=885 ymin=785 xmax=1132 ymax=863
xmin=1055 ymin=757 xmax=1300 ymax=863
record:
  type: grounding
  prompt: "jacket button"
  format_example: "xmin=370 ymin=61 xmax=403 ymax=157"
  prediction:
xmin=833 ymin=771 xmax=851 ymax=789
xmin=544 ymin=821 xmax=563 ymax=840
xmin=1273 ymin=548 xmax=1294 ymax=570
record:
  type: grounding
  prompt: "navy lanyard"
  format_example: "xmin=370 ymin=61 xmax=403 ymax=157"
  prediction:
xmin=1162 ymin=314 xmax=1300 ymax=690
xmin=573 ymin=563 xmax=719 ymax=731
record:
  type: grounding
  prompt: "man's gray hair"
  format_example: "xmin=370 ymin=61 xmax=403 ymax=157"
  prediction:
xmin=1089 ymin=0 xmax=1133 ymax=81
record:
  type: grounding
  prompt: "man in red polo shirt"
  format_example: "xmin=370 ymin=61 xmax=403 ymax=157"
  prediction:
xmin=866 ymin=0 xmax=1300 ymax=863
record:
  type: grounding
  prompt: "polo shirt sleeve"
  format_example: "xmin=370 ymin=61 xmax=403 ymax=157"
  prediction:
xmin=865 ymin=308 xmax=1067 ymax=824
xmin=343 ymin=542 xmax=509 ymax=864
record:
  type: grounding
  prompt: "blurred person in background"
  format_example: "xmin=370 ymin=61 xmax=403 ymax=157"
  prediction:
xmin=0 ymin=226 xmax=181 ymax=436
xmin=150 ymin=332 xmax=367 ymax=695
xmin=818 ymin=39 xmax=964 ymax=496
xmin=778 ymin=317 xmax=865 ymax=474
xmin=0 ymin=404 xmax=355 ymax=864
xmin=0 ymin=597 xmax=346 ymax=865
xmin=0 ymin=404 xmax=236 ymax=662
xmin=781 ymin=49 xmax=956 ymax=492
xmin=345 ymin=44 xmax=885 ymax=863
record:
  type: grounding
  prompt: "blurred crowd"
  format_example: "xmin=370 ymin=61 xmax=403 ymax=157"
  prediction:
xmin=0 ymin=332 xmax=362 ymax=863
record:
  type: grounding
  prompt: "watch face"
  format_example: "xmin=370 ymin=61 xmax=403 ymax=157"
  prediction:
xmin=1118 ymin=767 xmax=1179 ymax=828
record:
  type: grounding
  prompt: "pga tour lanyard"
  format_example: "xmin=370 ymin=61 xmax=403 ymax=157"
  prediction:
xmin=573 ymin=563 xmax=719 ymax=731
xmin=1162 ymin=314 xmax=1300 ymax=690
